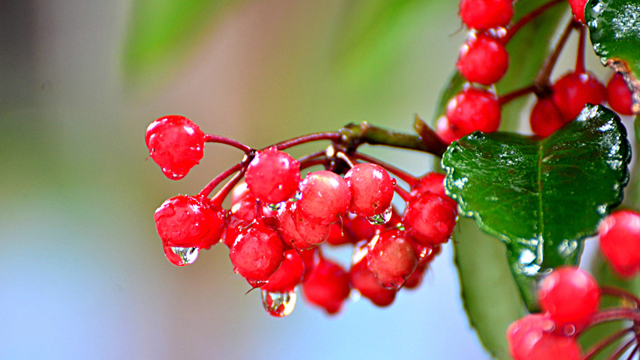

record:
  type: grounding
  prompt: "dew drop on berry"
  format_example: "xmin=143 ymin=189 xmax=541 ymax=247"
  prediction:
xmin=366 ymin=206 xmax=393 ymax=225
xmin=163 ymin=244 xmax=199 ymax=266
xmin=261 ymin=289 xmax=297 ymax=317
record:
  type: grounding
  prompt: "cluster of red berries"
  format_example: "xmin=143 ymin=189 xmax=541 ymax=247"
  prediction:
xmin=146 ymin=115 xmax=458 ymax=316
xmin=435 ymin=0 xmax=636 ymax=143
xmin=599 ymin=210 xmax=640 ymax=278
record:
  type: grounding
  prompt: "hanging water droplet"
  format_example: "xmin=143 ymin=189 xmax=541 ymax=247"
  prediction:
xmin=562 ymin=324 xmax=576 ymax=336
xmin=163 ymin=244 xmax=199 ymax=266
xmin=367 ymin=206 xmax=393 ymax=225
xmin=261 ymin=290 xmax=297 ymax=317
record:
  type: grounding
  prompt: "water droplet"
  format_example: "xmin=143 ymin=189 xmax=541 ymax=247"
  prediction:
xmin=562 ymin=324 xmax=576 ymax=336
xmin=367 ymin=207 xmax=393 ymax=225
xmin=261 ymin=290 xmax=297 ymax=317
xmin=163 ymin=245 xmax=199 ymax=266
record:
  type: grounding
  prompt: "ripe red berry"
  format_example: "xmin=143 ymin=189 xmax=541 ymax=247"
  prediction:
xmin=154 ymin=195 xmax=226 ymax=249
xmin=530 ymin=98 xmax=567 ymax=137
xmin=298 ymin=170 xmax=352 ymax=224
xmin=551 ymin=72 xmax=606 ymax=122
xmin=403 ymin=192 xmax=458 ymax=246
xmin=457 ymin=33 xmax=509 ymax=85
xmin=344 ymin=163 xmax=395 ymax=217
xmin=606 ymin=73 xmax=634 ymax=116
xmin=245 ymin=147 xmax=301 ymax=204
xmin=410 ymin=173 xmax=457 ymax=208
xmin=350 ymin=256 xmax=396 ymax=307
xmin=229 ymin=221 xmax=285 ymax=283
xmin=261 ymin=249 xmax=304 ymax=292
xmin=435 ymin=116 xmax=459 ymax=144
xmin=344 ymin=213 xmax=380 ymax=241
xmin=302 ymin=256 xmax=351 ymax=314
xmin=145 ymin=115 xmax=205 ymax=180
xmin=459 ymin=0 xmax=513 ymax=30
xmin=568 ymin=0 xmax=588 ymax=23
xmin=325 ymin=220 xmax=356 ymax=246
xmin=446 ymin=88 xmax=501 ymax=138
xmin=507 ymin=314 xmax=582 ymax=360
xmin=538 ymin=266 xmax=600 ymax=327
xmin=404 ymin=245 xmax=441 ymax=289
xmin=367 ymin=229 xmax=418 ymax=289
xmin=598 ymin=210 xmax=640 ymax=278
xmin=277 ymin=201 xmax=330 ymax=250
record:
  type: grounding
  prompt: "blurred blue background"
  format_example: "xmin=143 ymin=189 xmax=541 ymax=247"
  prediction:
xmin=0 ymin=0 xmax=497 ymax=358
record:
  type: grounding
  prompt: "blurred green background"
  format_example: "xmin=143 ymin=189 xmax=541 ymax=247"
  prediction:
xmin=1 ymin=0 xmax=615 ymax=359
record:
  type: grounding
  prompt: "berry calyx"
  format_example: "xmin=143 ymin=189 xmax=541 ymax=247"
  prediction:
xmin=298 ymin=170 xmax=352 ymax=224
xmin=302 ymin=256 xmax=351 ymax=315
xmin=551 ymin=72 xmax=606 ymax=122
xmin=154 ymin=195 xmax=226 ymax=249
xmin=507 ymin=314 xmax=583 ymax=360
xmin=459 ymin=0 xmax=513 ymax=30
xmin=366 ymin=229 xmax=418 ymax=289
xmin=606 ymin=73 xmax=634 ymax=116
xmin=529 ymin=97 xmax=567 ymax=137
xmin=403 ymin=192 xmax=458 ymax=246
xmin=446 ymin=88 xmax=501 ymax=138
xmin=538 ymin=266 xmax=600 ymax=327
xmin=228 ymin=221 xmax=285 ymax=283
xmin=344 ymin=163 xmax=395 ymax=217
xmin=598 ymin=210 xmax=640 ymax=278
xmin=245 ymin=147 xmax=301 ymax=204
xmin=145 ymin=115 xmax=205 ymax=180
xmin=457 ymin=33 xmax=509 ymax=85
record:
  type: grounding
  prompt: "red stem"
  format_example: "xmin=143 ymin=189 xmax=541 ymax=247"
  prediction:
xmin=583 ymin=327 xmax=634 ymax=360
xmin=205 ymin=134 xmax=253 ymax=154
xmin=626 ymin=346 xmax=638 ymax=360
xmin=584 ymin=309 xmax=640 ymax=328
xmin=503 ymin=0 xmax=565 ymax=44
xmin=534 ymin=19 xmax=577 ymax=90
xmin=211 ymin=168 xmax=247 ymax=206
xmin=575 ymin=25 xmax=587 ymax=73
xmin=269 ymin=132 xmax=342 ymax=152
xmin=498 ymin=85 xmax=537 ymax=105
xmin=199 ymin=161 xmax=247 ymax=199
xmin=601 ymin=286 xmax=640 ymax=308
xmin=336 ymin=152 xmax=355 ymax=168
xmin=300 ymin=158 xmax=328 ymax=171
xmin=352 ymin=152 xmax=417 ymax=186
xmin=608 ymin=338 xmax=636 ymax=360
xmin=394 ymin=185 xmax=412 ymax=201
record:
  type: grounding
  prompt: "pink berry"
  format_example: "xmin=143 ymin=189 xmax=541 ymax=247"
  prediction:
xmin=446 ymin=88 xmax=501 ymax=138
xmin=538 ymin=266 xmax=600 ymax=327
xmin=606 ymin=73 xmax=634 ymax=116
xmin=229 ymin=221 xmax=285 ymax=282
xmin=344 ymin=163 xmax=395 ymax=217
xmin=277 ymin=201 xmax=330 ymax=250
xmin=435 ymin=116 xmax=459 ymax=144
xmin=551 ymin=72 xmax=606 ymax=122
xmin=403 ymin=192 xmax=458 ymax=246
xmin=298 ymin=170 xmax=352 ymax=224
xmin=459 ymin=0 xmax=513 ymax=30
xmin=302 ymin=256 xmax=351 ymax=315
xmin=599 ymin=210 xmax=640 ymax=278
xmin=568 ymin=0 xmax=588 ymax=23
xmin=145 ymin=115 xmax=205 ymax=180
xmin=367 ymin=229 xmax=418 ymax=289
xmin=154 ymin=195 xmax=226 ymax=249
xmin=245 ymin=147 xmax=301 ymax=204
xmin=261 ymin=249 xmax=304 ymax=292
xmin=350 ymin=256 xmax=396 ymax=307
xmin=530 ymin=98 xmax=567 ymax=137
xmin=507 ymin=314 xmax=582 ymax=360
xmin=457 ymin=34 xmax=509 ymax=85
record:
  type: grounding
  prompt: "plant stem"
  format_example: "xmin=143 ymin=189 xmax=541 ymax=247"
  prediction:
xmin=340 ymin=122 xmax=447 ymax=157
xmin=199 ymin=160 xmax=247 ymax=199
xmin=534 ymin=19 xmax=577 ymax=93
xmin=211 ymin=168 xmax=247 ymax=206
xmin=394 ymin=185 xmax=411 ymax=201
xmin=576 ymin=25 xmax=586 ymax=74
xmin=413 ymin=114 xmax=449 ymax=156
xmin=352 ymin=152 xmax=417 ymax=186
xmin=602 ymin=286 xmax=640 ymax=308
xmin=205 ymin=134 xmax=253 ymax=154
xmin=626 ymin=345 xmax=638 ymax=360
xmin=503 ymin=0 xmax=565 ymax=44
xmin=586 ymin=308 xmax=640 ymax=327
xmin=498 ymin=85 xmax=537 ymax=105
xmin=270 ymin=132 xmax=342 ymax=151
xmin=584 ymin=327 xmax=634 ymax=360
xmin=608 ymin=338 xmax=636 ymax=360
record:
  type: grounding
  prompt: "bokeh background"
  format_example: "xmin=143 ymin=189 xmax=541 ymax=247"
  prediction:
xmin=0 ymin=0 xmax=618 ymax=359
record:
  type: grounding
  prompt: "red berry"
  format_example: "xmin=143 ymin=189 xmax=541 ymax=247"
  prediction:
xmin=262 ymin=249 xmax=304 ymax=292
xmin=367 ymin=229 xmax=418 ymax=289
xmin=507 ymin=314 xmax=582 ymax=360
xmin=538 ymin=266 xmax=600 ymax=327
xmin=459 ymin=0 xmax=513 ymax=30
xmin=446 ymin=88 xmax=501 ymax=138
xmin=568 ymin=0 xmax=588 ymax=23
xmin=344 ymin=212 xmax=380 ymax=241
xmin=551 ymin=72 xmax=606 ymax=122
xmin=230 ymin=182 xmax=251 ymax=205
xmin=302 ymin=256 xmax=351 ymax=315
xmin=606 ymin=73 xmax=634 ymax=116
xmin=277 ymin=201 xmax=330 ymax=250
xmin=325 ymin=220 xmax=356 ymax=246
xmin=403 ymin=192 xmax=458 ymax=246
xmin=145 ymin=115 xmax=205 ymax=180
xmin=599 ymin=210 xmax=640 ymax=278
xmin=298 ymin=170 xmax=352 ymax=224
xmin=350 ymin=256 xmax=396 ymax=307
xmin=245 ymin=147 xmax=301 ymax=204
xmin=410 ymin=173 xmax=457 ymax=209
xmin=530 ymin=98 xmax=567 ymax=137
xmin=229 ymin=221 xmax=285 ymax=283
xmin=457 ymin=33 xmax=509 ymax=85
xmin=299 ymin=247 xmax=319 ymax=281
xmin=435 ymin=115 xmax=459 ymax=144
xmin=344 ymin=163 xmax=395 ymax=217
xmin=154 ymin=195 xmax=226 ymax=249
xmin=404 ymin=245 xmax=441 ymax=289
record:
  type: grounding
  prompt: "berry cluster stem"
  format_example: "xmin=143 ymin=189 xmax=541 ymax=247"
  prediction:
xmin=205 ymin=134 xmax=253 ymax=154
xmin=534 ymin=19 xmax=578 ymax=93
xmin=503 ymin=0 xmax=565 ymax=44
xmin=583 ymin=328 xmax=634 ymax=360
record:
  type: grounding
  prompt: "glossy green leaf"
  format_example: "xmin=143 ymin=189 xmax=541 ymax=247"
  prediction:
xmin=443 ymin=104 xmax=631 ymax=309
xmin=123 ymin=0 xmax=238 ymax=87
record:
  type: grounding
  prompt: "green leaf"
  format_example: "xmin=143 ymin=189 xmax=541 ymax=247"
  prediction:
xmin=586 ymin=0 xmax=640 ymax=112
xmin=442 ymin=104 xmax=631 ymax=309
xmin=123 ymin=0 xmax=239 ymax=87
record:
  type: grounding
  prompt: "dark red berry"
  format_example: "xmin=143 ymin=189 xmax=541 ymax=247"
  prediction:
xmin=446 ymin=88 xmax=501 ymax=138
xmin=367 ymin=229 xmax=418 ymax=290
xmin=277 ymin=201 xmax=331 ymax=250
xmin=530 ymin=98 xmax=567 ymax=137
xmin=568 ymin=0 xmax=588 ymax=23
xmin=344 ymin=212 xmax=380 ymax=241
xmin=154 ymin=195 xmax=226 ymax=249
xmin=410 ymin=173 xmax=457 ymax=209
xmin=145 ymin=115 xmax=205 ymax=180
xmin=261 ymin=249 xmax=304 ymax=292
xmin=551 ymin=72 xmax=606 ymax=122
xmin=350 ymin=256 xmax=396 ymax=307
xmin=404 ymin=246 xmax=441 ymax=289
xmin=345 ymin=163 xmax=395 ymax=217
xmin=599 ymin=210 xmax=640 ymax=278
xmin=229 ymin=221 xmax=285 ymax=282
xmin=606 ymin=73 xmax=634 ymax=116
xmin=459 ymin=0 xmax=513 ymax=30
xmin=325 ymin=220 xmax=355 ymax=246
xmin=245 ymin=147 xmax=301 ymax=204
xmin=457 ymin=33 xmax=509 ymax=85
xmin=298 ymin=170 xmax=351 ymax=224
xmin=403 ymin=192 xmax=458 ymax=246
xmin=538 ymin=266 xmax=600 ymax=327
xmin=507 ymin=314 xmax=582 ymax=360
xmin=302 ymin=256 xmax=351 ymax=315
